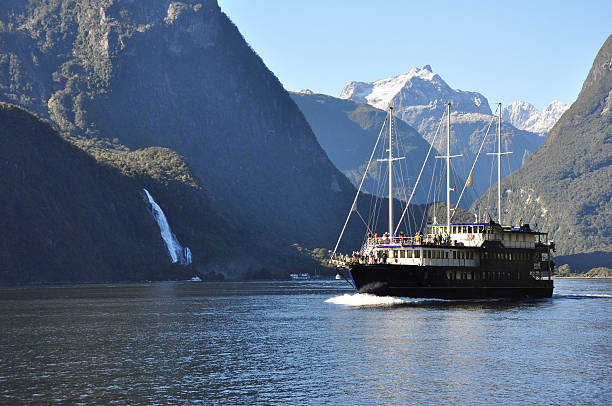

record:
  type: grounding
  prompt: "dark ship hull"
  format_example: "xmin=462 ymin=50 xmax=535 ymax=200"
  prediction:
xmin=348 ymin=263 xmax=553 ymax=299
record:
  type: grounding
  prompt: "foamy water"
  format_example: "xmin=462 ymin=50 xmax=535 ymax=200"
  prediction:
xmin=555 ymin=293 xmax=612 ymax=298
xmin=325 ymin=293 xmax=409 ymax=306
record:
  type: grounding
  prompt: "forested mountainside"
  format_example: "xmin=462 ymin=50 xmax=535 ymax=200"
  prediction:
xmin=0 ymin=103 xmax=195 ymax=283
xmin=340 ymin=66 xmax=545 ymax=198
xmin=473 ymin=34 xmax=612 ymax=258
xmin=0 ymin=0 xmax=380 ymax=281
xmin=290 ymin=91 xmax=475 ymax=207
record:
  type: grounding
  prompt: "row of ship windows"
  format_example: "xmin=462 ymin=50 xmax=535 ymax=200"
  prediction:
xmin=483 ymin=251 xmax=538 ymax=261
xmin=445 ymin=271 xmax=521 ymax=281
xmin=388 ymin=249 xmax=538 ymax=261
xmin=391 ymin=250 xmax=476 ymax=260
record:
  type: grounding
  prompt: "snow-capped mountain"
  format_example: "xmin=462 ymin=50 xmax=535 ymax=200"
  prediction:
xmin=340 ymin=65 xmax=491 ymax=128
xmin=503 ymin=100 xmax=569 ymax=135
xmin=340 ymin=66 xmax=544 ymax=199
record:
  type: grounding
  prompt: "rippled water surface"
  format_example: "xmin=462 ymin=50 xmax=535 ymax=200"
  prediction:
xmin=0 ymin=278 xmax=610 ymax=404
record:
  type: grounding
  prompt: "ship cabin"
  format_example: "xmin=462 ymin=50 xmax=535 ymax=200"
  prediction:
xmin=353 ymin=221 xmax=553 ymax=277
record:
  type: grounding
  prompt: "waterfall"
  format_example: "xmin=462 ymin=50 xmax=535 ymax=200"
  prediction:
xmin=143 ymin=189 xmax=192 ymax=265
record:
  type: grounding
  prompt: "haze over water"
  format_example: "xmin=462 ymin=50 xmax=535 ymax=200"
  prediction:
xmin=0 ymin=279 xmax=610 ymax=404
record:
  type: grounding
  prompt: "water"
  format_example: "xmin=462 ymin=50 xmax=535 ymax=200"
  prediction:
xmin=0 ymin=279 xmax=610 ymax=404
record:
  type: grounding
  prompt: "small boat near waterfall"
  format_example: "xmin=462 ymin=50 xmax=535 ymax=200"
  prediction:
xmin=330 ymin=103 xmax=554 ymax=299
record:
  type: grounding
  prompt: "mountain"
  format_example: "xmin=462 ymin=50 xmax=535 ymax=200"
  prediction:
xmin=473 ymin=34 xmax=612 ymax=258
xmin=290 ymin=91 xmax=476 ymax=207
xmin=0 ymin=103 xmax=201 ymax=284
xmin=503 ymin=100 xmax=569 ymax=135
xmin=340 ymin=66 xmax=545 ymax=199
xmin=0 ymin=0 xmax=371 ymax=281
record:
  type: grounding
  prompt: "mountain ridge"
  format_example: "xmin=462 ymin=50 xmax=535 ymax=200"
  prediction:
xmin=0 ymin=0 xmax=368 ymax=280
xmin=339 ymin=66 xmax=545 ymax=199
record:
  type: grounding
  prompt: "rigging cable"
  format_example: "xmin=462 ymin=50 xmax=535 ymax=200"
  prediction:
xmin=394 ymin=111 xmax=445 ymax=234
xmin=451 ymin=108 xmax=497 ymax=221
xmin=330 ymin=112 xmax=388 ymax=259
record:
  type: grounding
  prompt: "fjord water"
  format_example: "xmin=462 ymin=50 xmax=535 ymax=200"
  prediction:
xmin=0 ymin=279 xmax=609 ymax=404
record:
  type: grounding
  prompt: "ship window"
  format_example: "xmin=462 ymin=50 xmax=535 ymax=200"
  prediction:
xmin=415 ymin=250 xmax=420 ymax=258
xmin=407 ymin=250 xmax=413 ymax=258
xmin=468 ymin=226 xmax=472 ymax=233
xmin=446 ymin=251 xmax=449 ymax=259
xmin=400 ymin=250 xmax=405 ymax=258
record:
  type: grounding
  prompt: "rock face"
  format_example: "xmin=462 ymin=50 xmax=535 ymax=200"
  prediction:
xmin=503 ymin=100 xmax=569 ymax=135
xmin=340 ymin=66 xmax=544 ymax=199
xmin=290 ymin=91 xmax=476 ymax=207
xmin=473 ymin=34 xmax=612 ymax=256
xmin=0 ymin=0 xmax=365 ymax=280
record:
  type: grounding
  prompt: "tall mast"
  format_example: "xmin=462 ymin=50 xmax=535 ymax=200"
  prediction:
xmin=487 ymin=103 xmax=511 ymax=225
xmin=435 ymin=103 xmax=461 ymax=235
xmin=388 ymin=106 xmax=393 ymax=236
xmin=446 ymin=103 xmax=451 ymax=235
xmin=497 ymin=102 xmax=502 ymax=224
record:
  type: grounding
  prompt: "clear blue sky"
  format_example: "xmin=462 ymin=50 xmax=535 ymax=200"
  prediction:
xmin=218 ymin=0 xmax=611 ymax=110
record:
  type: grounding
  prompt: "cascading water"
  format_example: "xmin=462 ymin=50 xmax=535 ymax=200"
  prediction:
xmin=143 ymin=189 xmax=192 ymax=265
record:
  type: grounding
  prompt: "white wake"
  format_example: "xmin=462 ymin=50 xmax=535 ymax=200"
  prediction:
xmin=325 ymin=293 xmax=408 ymax=307
xmin=556 ymin=293 xmax=612 ymax=298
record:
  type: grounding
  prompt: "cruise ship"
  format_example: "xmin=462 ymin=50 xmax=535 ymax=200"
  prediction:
xmin=331 ymin=103 xmax=554 ymax=299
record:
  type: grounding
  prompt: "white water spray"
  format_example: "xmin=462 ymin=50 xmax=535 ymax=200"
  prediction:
xmin=325 ymin=293 xmax=408 ymax=306
xmin=143 ymin=189 xmax=192 ymax=265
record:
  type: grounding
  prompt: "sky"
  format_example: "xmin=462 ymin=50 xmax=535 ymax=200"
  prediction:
xmin=218 ymin=0 xmax=611 ymax=110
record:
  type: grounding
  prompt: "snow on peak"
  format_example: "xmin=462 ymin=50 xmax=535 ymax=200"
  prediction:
xmin=503 ymin=100 xmax=568 ymax=135
xmin=339 ymin=66 xmax=491 ymax=120
xmin=297 ymin=89 xmax=314 ymax=95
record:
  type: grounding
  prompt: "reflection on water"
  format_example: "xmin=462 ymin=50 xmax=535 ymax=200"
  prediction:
xmin=0 ymin=279 xmax=610 ymax=404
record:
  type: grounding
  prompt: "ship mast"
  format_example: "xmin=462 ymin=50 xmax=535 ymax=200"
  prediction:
xmin=388 ymin=106 xmax=394 ymax=236
xmin=446 ymin=103 xmax=451 ymax=234
xmin=377 ymin=106 xmax=404 ymax=237
xmin=436 ymin=103 xmax=461 ymax=234
xmin=487 ymin=103 xmax=512 ymax=225
xmin=497 ymin=103 xmax=502 ymax=224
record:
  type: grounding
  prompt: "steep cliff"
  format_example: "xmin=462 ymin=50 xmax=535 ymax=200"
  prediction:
xmin=0 ymin=0 xmax=364 ymax=279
